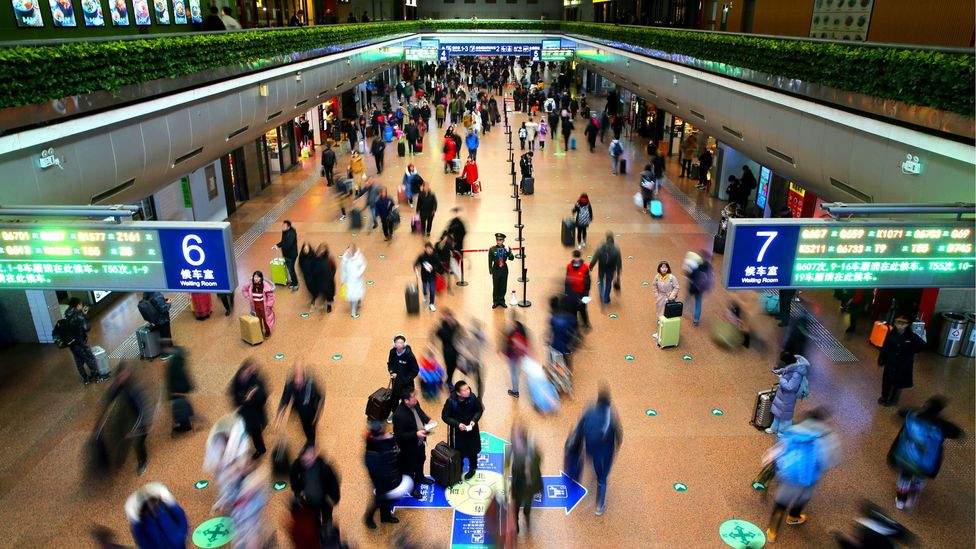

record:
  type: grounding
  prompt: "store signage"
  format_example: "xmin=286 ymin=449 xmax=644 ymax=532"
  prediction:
xmin=755 ymin=166 xmax=771 ymax=210
xmin=722 ymin=219 xmax=976 ymax=290
xmin=542 ymin=39 xmax=561 ymax=50
xmin=38 ymin=148 xmax=63 ymax=170
xmin=0 ymin=221 xmax=236 ymax=292
xmin=901 ymin=154 xmax=922 ymax=175
xmin=786 ymin=181 xmax=806 ymax=219
xmin=439 ymin=44 xmax=541 ymax=61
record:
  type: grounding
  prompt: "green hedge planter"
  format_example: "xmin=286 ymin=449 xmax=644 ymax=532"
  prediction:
xmin=0 ymin=20 xmax=971 ymax=116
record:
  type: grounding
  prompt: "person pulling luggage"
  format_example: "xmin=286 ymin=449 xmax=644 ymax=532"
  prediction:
xmin=393 ymin=386 xmax=435 ymax=499
xmin=442 ymin=381 xmax=484 ymax=480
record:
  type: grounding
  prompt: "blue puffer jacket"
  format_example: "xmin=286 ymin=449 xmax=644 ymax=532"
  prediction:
xmin=126 ymin=484 xmax=189 ymax=549
xmin=771 ymin=356 xmax=810 ymax=422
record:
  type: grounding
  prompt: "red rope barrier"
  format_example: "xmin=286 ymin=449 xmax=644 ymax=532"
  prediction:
xmin=460 ymin=247 xmax=523 ymax=254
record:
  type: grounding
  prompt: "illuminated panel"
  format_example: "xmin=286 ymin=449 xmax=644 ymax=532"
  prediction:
xmin=722 ymin=219 xmax=976 ymax=290
xmin=0 ymin=221 xmax=235 ymax=292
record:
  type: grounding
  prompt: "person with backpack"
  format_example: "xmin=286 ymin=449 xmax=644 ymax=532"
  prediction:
xmin=125 ymin=483 xmax=189 ymax=548
xmin=608 ymin=138 xmax=624 ymax=175
xmin=589 ymin=232 xmax=622 ymax=307
xmin=877 ymin=316 xmax=925 ymax=406
xmin=639 ymin=164 xmax=657 ymax=213
xmin=888 ymin=396 xmax=962 ymax=510
xmin=138 ymin=291 xmax=172 ymax=341
xmin=571 ymin=193 xmax=593 ymax=249
xmin=61 ymin=297 xmax=106 ymax=385
xmin=684 ymin=249 xmax=713 ymax=326
xmin=767 ymin=352 xmax=811 ymax=434
xmin=764 ymin=408 xmax=841 ymax=544
xmin=518 ymin=123 xmax=528 ymax=150
xmin=572 ymin=385 xmax=622 ymax=516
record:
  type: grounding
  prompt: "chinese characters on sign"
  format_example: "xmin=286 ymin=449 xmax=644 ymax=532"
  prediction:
xmin=439 ymin=44 xmax=542 ymax=61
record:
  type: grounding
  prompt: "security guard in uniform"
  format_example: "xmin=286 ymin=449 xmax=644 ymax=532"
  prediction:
xmin=488 ymin=233 xmax=515 ymax=308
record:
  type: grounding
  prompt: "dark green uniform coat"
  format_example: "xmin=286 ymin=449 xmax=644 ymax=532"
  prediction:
xmin=488 ymin=244 xmax=515 ymax=306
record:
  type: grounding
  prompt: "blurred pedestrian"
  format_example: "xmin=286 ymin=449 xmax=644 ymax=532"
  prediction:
xmin=457 ymin=319 xmax=488 ymax=398
xmin=298 ymin=242 xmax=320 ymax=312
xmin=878 ymin=316 xmax=925 ymax=406
xmin=340 ymin=243 xmax=367 ymax=318
xmin=888 ymin=396 xmax=962 ymax=510
xmin=63 ymin=297 xmax=105 ymax=384
xmin=125 ymin=483 xmax=188 ymax=549
xmin=363 ymin=421 xmax=402 ymax=529
xmin=375 ymin=187 xmax=397 ymax=241
xmin=314 ymin=243 xmax=337 ymax=313
xmin=434 ymin=309 xmax=461 ymax=386
xmin=231 ymin=460 xmax=274 ymax=548
xmin=416 ymin=182 xmax=438 ymax=238
xmin=502 ymin=318 xmax=530 ymax=398
xmin=230 ymin=359 xmax=269 ymax=459
xmin=204 ymin=413 xmax=250 ymax=515
xmin=98 ymin=360 xmax=152 ymax=476
xmin=574 ymin=385 xmax=622 ymax=515
xmin=290 ymin=444 xmax=341 ymax=531
xmin=565 ymin=250 xmax=592 ymax=330
xmin=510 ymin=423 xmax=542 ymax=533
xmin=275 ymin=362 xmax=324 ymax=446
xmin=764 ymin=409 xmax=840 ymax=544
xmin=442 ymin=381 xmax=484 ymax=480
xmin=164 ymin=343 xmax=194 ymax=434
xmin=589 ymin=232 xmax=622 ymax=308
xmin=684 ymin=250 xmax=714 ymax=326
xmin=393 ymin=386 xmax=434 ymax=499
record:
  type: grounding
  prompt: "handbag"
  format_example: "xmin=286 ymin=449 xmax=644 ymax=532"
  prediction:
xmin=663 ymin=300 xmax=683 ymax=318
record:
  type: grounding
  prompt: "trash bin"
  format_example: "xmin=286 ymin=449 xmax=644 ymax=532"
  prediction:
xmin=962 ymin=313 xmax=976 ymax=358
xmin=937 ymin=312 xmax=968 ymax=357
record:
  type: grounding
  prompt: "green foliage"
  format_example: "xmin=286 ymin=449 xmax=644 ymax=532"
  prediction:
xmin=0 ymin=20 xmax=971 ymax=116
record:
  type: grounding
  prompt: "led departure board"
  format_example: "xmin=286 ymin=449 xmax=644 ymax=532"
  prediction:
xmin=0 ymin=221 xmax=236 ymax=292
xmin=722 ymin=219 xmax=976 ymax=290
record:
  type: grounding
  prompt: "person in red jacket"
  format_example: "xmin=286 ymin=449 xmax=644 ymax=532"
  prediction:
xmin=461 ymin=158 xmax=480 ymax=195
xmin=443 ymin=131 xmax=458 ymax=174
xmin=565 ymin=250 xmax=592 ymax=330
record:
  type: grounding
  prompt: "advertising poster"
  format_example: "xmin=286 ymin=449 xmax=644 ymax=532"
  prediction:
xmin=109 ymin=0 xmax=129 ymax=25
xmin=809 ymin=0 xmax=874 ymax=41
xmin=188 ymin=0 xmax=201 ymax=23
xmin=153 ymin=0 xmax=170 ymax=24
xmin=755 ymin=166 xmax=771 ymax=211
xmin=80 ymin=0 xmax=105 ymax=26
xmin=172 ymin=0 xmax=185 ymax=23
xmin=11 ymin=0 xmax=44 ymax=27
xmin=132 ymin=0 xmax=150 ymax=24
xmin=48 ymin=0 xmax=77 ymax=26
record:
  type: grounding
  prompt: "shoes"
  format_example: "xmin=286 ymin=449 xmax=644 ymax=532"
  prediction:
xmin=159 ymin=353 xmax=174 ymax=361
xmin=410 ymin=489 xmax=422 ymax=500
xmin=880 ymin=400 xmax=895 ymax=407
xmin=651 ymin=333 xmax=659 ymax=339
xmin=94 ymin=375 xmax=110 ymax=383
xmin=764 ymin=428 xmax=775 ymax=434
xmin=224 ymin=310 xmax=231 ymax=316
xmin=380 ymin=516 xmax=400 ymax=524
xmin=364 ymin=517 xmax=378 ymax=530
xmin=765 ymin=528 xmax=776 ymax=544
xmin=508 ymin=390 xmax=520 ymax=398
xmin=877 ymin=397 xmax=887 ymax=405
xmin=464 ymin=469 xmax=477 ymax=480
xmin=429 ymin=304 xmax=437 ymax=312
xmin=419 ymin=477 xmax=434 ymax=485
xmin=327 ymin=305 xmax=333 ymax=313
xmin=492 ymin=304 xmax=500 ymax=309
xmin=895 ymin=497 xmax=905 ymax=510
xmin=252 ymin=450 xmax=265 ymax=461
xmin=595 ymin=503 xmax=606 ymax=516
xmin=137 ymin=462 xmax=147 ymax=476
xmin=785 ymin=514 xmax=807 ymax=525
xmin=501 ymin=303 xmax=508 ymax=308
xmin=582 ymin=241 xmax=587 ymax=248
xmin=83 ymin=378 xmax=92 ymax=386
xmin=339 ymin=215 xmax=347 ymax=221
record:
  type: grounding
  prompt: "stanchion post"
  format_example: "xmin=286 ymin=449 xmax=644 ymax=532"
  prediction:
xmin=517 ymin=266 xmax=531 ymax=308
xmin=456 ymin=253 xmax=468 ymax=287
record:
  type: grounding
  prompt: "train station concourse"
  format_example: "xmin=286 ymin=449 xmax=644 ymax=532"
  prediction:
xmin=0 ymin=6 xmax=973 ymax=549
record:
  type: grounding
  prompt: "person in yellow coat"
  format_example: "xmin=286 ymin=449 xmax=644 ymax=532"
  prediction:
xmin=349 ymin=150 xmax=366 ymax=180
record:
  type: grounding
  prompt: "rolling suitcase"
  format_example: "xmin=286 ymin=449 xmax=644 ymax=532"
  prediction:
xmin=137 ymin=324 xmax=161 ymax=359
xmin=690 ymin=162 xmax=700 ymax=180
xmin=649 ymin=200 xmax=663 ymax=218
xmin=269 ymin=257 xmax=289 ymax=286
xmin=171 ymin=397 xmax=193 ymax=431
xmin=713 ymin=233 xmax=726 ymax=254
xmin=455 ymin=177 xmax=471 ymax=195
xmin=91 ymin=345 xmax=111 ymax=377
xmin=663 ymin=300 xmax=683 ymax=318
xmin=240 ymin=315 xmax=264 ymax=345
xmin=750 ymin=385 xmax=777 ymax=430
xmin=397 ymin=140 xmax=406 ymax=157
xmin=569 ymin=136 xmax=576 ymax=150
xmin=411 ymin=215 xmax=422 ymax=234
xmin=657 ymin=315 xmax=680 ymax=348
xmin=521 ymin=176 xmax=535 ymax=195
xmin=561 ymin=218 xmax=575 ymax=247
xmin=619 ymin=158 xmax=627 ymax=175
xmin=870 ymin=321 xmax=889 ymax=347
xmin=414 ymin=140 xmax=424 ymax=154
xmin=397 ymin=185 xmax=408 ymax=204
xmin=405 ymin=284 xmax=420 ymax=315
xmin=190 ymin=293 xmax=212 ymax=320
xmin=365 ymin=384 xmax=394 ymax=421
xmin=431 ymin=441 xmax=463 ymax=487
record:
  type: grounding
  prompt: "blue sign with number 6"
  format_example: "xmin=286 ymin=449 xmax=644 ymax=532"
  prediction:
xmin=157 ymin=224 xmax=236 ymax=293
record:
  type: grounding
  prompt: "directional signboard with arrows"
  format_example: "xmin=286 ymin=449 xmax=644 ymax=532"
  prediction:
xmin=394 ymin=432 xmax=587 ymax=548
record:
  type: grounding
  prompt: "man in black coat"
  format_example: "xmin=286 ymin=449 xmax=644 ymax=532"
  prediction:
xmin=878 ymin=316 xmax=925 ymax=406
xmin=273 ymin=220 xmax=299 ymax=291
xmin=275 ymin=363 xmax=324 ymax=446
xmin=416 ymin=182 xmax=438 ymax=238
xmin=388 ymin=335 xmax=419 ymax=401
xmin=363 ymin=422 xmax=401 ymax=529
xmin=291 ymin=444 xmax=341 ymax=530
xmin=446 ymin=208 xmax=467 ymax=253
xmin=393 ymin=387 xmax=434 ymax=499
xmin=404 ymin=121 xmax=420 ymax=155
xmin=370 ymin=137 xmax=386 ymax=174
xmin=442 ymin=381 xmax=484 ymax=480
xmin=520 ymin=151 xmax=534 ymax=180
xmin=321 ymin=144 xmax=337 ymax=187
xmin=231 ymin=359 xmax=268 ymax=459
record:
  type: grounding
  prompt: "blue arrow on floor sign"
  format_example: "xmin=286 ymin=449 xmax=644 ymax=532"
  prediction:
xmin=393 ymin=432 xmax=587 ymax=548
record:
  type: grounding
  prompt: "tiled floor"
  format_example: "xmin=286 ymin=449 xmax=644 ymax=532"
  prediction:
xmin=0 ymin=94 xmax=972 ymax=549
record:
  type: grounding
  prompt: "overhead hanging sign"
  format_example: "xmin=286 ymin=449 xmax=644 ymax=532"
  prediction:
xmin=439 ymin=44 xmax=541 ymax=61
xmin=542 ymin=48 xmax=575 ymax=61
xmin=722 ymin=218 xmax=975 ymax=290
xmin=0 ymin=221 xmax=236 ymax=292
xmin=406 ymin=47 xmax=438 ymax=61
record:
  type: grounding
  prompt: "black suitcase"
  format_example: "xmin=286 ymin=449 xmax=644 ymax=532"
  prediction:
xmin=272 ymin=441 xmax=291 ymax=478
xmin=619 ymin=158 xmax=627 ymax=175
xmin=750 ymin=385 xmax=777 ymax=430
xmin=431 ymin=441 xmax=463 ymax=487
xmin=365 ymin=385 xmax=394 ymax=421
xmin=521 ymin=176 xmax=535 ymax=195
xmin=561 ymin=218 xmax=575 ymax=247
xmin=713 ymin=233 xmax=726 ymax=254
xmin=455 ymin=177 xmax=471 ymax=195
xmin=350 ymin=208 xmax=363 ymax=230
xmin=397 ymin=141 xmax=406 ymax=157
xmin=663 ymin=300 xmax=683 ymax=318
xmin=406 ymin=284 xmax=420 ymax=315
xmin=171 ymin=397 xmax=193 ymax=429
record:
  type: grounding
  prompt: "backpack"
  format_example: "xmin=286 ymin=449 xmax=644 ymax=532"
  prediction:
xmin=612 ymin=142 xmax=623 ymax=156
xmin=52 ymin=318 xmax=76 ymax=348
xmin=691 ymin=263 xmax=714 ymax=293
xmin=893 ymin=413 xmax=944 ymax=477
xmin=137 ymin=299 xmax=161 ymax=326
xmin=775 ymin=430 xmax=823 ymax=487
xmin=518 ymin=128 xmax=527 ymax=139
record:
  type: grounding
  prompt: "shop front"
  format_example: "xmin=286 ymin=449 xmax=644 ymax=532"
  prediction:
xmin=265 ymin=122 xmax=298 ymax=174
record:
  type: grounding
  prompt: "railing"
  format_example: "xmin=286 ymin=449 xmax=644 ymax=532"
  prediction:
xmin=0 ymin=20 xmax=971 ymax=118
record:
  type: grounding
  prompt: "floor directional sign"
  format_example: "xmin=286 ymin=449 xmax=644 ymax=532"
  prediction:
xmin=719 ymin=519 xmax=766 ymax=548
xmin=192 ymin=517 xmax=234 ymax=548
xmin=394 ymin=432 xmax=586 ymax=548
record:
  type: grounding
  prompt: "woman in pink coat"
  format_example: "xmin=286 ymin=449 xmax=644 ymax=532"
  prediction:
xmin=242 ymin=271 xmax=276 ymax=337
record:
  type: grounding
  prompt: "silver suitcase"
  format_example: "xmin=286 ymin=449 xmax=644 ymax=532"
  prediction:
xmin=751 ymin=385 xmax=777 ymax=430
xmin=136 ymin=324 xmax=161 ymax=359
xmin=91 ymin=346 xmax=111 ymax=376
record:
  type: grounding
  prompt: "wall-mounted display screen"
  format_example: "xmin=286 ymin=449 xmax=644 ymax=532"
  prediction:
xmin=153 ymin=0 xmax=170 ymax=24
xmin=172 ymin=0 xmax=186 ymax=23
xmin=80 ymin=0 xmax=105 ymax=25
xmin=755 ymin=166 xmax=771 ymax=210
xmin=48 ymin=0 xmax=77 ymax=26
xmin=133 ymin=0 xmax=150 ymax=24
xmin=12 ymin=0 xmax=45 ymax=27
xmin=188 ymin=0 xmax=200 ymax=23
xmin=722 ymin=218 xmax=976 ymax=290
xmin=109 ymin=0 xmax=129 ymax=25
